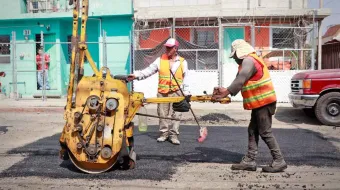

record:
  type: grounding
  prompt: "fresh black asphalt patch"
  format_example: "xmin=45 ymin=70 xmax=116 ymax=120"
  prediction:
xmin=1 ymin=125 xmax=340 ymax=181
xmin=0 ymin=126 xmax=11 ymax=135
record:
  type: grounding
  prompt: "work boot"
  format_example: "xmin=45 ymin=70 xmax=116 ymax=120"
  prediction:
xmin=157 ymin=133 xmax=168 ymax=142
xmin=169 ymin=135 xmax=180 ymax=145
xmin=231 ymin=156 xmax=257 ymax=171
xmin=262 ymin=159 xmax=287 ymax=173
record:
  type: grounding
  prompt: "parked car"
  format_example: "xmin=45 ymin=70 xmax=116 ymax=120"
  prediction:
xmin=288 ymin=69 xmax=340 ymax=126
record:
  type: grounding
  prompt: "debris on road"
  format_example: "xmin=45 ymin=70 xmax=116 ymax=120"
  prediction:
xmin=183 ymin=113 xmax=246 ymax=125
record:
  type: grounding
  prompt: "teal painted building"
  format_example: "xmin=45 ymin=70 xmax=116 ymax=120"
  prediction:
xmin=0 ymin=0 xmax=133 ymax=98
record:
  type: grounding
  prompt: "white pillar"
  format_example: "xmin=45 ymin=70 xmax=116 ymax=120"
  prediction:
xmin=318 ymin=21 xmax=322 ymax=70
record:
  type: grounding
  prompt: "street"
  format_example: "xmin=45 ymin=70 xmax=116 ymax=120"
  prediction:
xmin=0 ymin=0 xmax=339 ymax=189
xmin=0 ymin=101 xmax=340 ymax=189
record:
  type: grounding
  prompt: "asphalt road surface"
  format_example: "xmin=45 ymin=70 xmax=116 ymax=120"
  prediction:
xmin=1 ymin=125 xmax=340 ymax=180
xmin=1 ymin=109 xmax=340 ymax=189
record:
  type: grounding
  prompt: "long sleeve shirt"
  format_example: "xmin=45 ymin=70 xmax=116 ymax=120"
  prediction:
xmin=227 ymin=58 xmax=257 ymax=96
xmin=134 ymin=55 xmax=190 ymax=95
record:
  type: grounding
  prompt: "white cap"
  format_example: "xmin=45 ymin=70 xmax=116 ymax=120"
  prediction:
xmin=164 ymin=38 xmax=179 ymax=47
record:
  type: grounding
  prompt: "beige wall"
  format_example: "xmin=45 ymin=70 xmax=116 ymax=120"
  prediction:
xmin=134 ymin=0 xmax=307 ymax=9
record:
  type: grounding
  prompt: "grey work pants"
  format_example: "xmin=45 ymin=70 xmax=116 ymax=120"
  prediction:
xmin=157 ymin=91 xmax=182 ymax=136
xmin=246 ymin=102 xmax=284 ymax=161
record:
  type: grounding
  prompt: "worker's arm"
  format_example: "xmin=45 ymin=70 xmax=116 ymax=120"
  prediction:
xmin=181 ymin=59 xmax=190 ymax=95
xmin=128 ymin=58 xmax=159 ymax=81
xmin=211 ymin=58 xmax=256 ymax=101
xmin=227 ymin=58 xmax=257 ymax=96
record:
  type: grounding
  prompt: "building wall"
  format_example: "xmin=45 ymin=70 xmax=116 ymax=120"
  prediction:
xmin=135 ymin=0 xmax=217 ymax=7
xmin=133 ymin=0 xmax=331 ymax=20
xmin=0 ymin=0 xmax=133 ymax=20
xmin=139 ymin=23 xmax=274 ymax=52
xmin=244 ymin=24 xmax=270 ymax=48
xmin=322 ymin=42 xmax=340 ymax=69
xmin=139 ymin=29 xmax=170 ymax=49
xmin=0 ymin=16 xmax=133 ymax=98
xmin=0 ymin=20 xmax=61 ymax=97
xmin=59 ymin=20 xmax=69 ymax=95
xmin=102 ymin=17 xmax=133 ymax=76
xmin=135 ymin=0 xmax=307 ymax=9
xmin=59 ymin=16 xmax=133 ymax=83
xmin=0 ymin=0 xmax=23 ymax=17
xmin=58 ymin=19 xmax=101 ymax=95
xmin=139 ymin=28 xmax=219 ymax=49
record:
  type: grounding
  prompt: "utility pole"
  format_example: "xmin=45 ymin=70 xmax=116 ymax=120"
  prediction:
xmin=318 ymin=0 xmax=323 ymax=70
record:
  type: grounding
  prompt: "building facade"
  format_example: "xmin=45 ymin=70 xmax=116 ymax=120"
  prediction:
xmin=321 ymin=25 xmax=340 ymax=69
xmin=132 ymin=0 xmax=331 ymax=102
xmin=0 ymin=0 xmax=133 ymax=98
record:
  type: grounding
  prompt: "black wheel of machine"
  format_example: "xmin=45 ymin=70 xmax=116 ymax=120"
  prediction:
xmin=120 ymin=156 xmax=135 ymax=170
xmin=303 ymin=108 xmax=316 ymax=118
xmin=315 ymin=92 xmax=340 ymax=126
xmin=68 ymin=151 xmax=117 ymax=174
xmin=118 ymin=131 xmax=137 ymax=170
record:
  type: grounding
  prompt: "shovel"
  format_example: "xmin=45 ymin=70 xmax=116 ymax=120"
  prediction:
xmin=169 ymin=69 xmax=208 ymax=143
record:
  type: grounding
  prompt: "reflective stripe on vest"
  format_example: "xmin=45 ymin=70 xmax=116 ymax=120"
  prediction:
xmin=158 ymin=54 xmax=184 ymax=94
xmin=240 ymin=53 xmax=277 ymax=110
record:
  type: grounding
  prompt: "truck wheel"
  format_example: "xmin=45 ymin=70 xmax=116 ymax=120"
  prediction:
xmin=303 ymin=108 xmax=316 ymax=118
xmin=315 ymin=92 xmax=340 ymax=126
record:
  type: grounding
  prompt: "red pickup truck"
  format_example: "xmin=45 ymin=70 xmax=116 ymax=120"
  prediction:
xmin=289 ymin=69 xmax=340 ymax=126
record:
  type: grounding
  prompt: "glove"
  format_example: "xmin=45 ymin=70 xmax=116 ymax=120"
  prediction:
xmin=172 ymin=95 xmax=191 ymax=112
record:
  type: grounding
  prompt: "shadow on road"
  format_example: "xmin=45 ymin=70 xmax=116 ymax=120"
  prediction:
xmin=1 ymin=125 xmax=340 ymax=180
xmin=274 ymin=107 xmax=321 ymax=125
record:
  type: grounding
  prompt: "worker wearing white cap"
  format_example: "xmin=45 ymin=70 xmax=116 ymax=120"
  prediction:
xmin=212 ymin=39 xmax=287 ymax=173
xmin=128 ymin=38 xmax=190 ymax=145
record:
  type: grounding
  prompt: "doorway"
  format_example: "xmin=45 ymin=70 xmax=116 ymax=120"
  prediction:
xmin=35 ymin=33 xmax=57 ymax=91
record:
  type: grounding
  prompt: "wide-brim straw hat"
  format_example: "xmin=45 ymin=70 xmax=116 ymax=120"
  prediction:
xmin=229 ymin=39 xmax=255 ymax=59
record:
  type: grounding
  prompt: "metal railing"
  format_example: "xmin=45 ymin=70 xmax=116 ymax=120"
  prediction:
xmin=27 ymin=0 xmax=73 ymax=13
xmin=133 ymin=26 xmax=220 ymax=71
xmin=3 ymin=30 xmax=130 ymax=101
xmin=254 ymin=25 xmax=315 ymax=70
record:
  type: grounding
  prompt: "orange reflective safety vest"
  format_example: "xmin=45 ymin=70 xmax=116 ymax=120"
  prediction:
xmin=239 ymin=53 xmax=277 ymax=110
xmin=158 ymin=54 xmax=185 ymax=94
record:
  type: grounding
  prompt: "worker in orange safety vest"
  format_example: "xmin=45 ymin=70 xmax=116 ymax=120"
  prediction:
xmin=127 ymin=38 xmax=190 ymax=145
xmin=212 ymin=39 xmax=287 ymax=173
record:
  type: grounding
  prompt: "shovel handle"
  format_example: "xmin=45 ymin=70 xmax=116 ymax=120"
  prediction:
xmin=169 ymin=69 xmax=201 ymax=128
